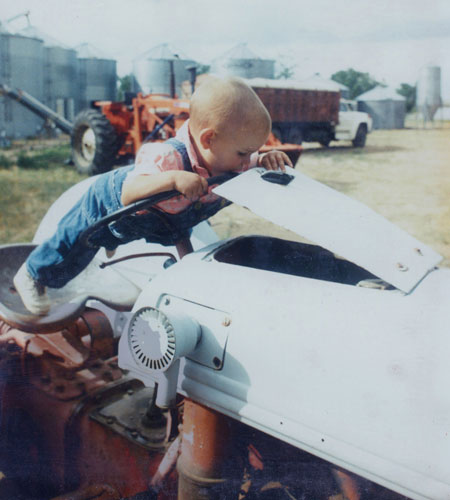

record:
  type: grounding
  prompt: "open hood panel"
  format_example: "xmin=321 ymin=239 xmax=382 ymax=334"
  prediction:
xmin=214 ymin=167 xmax=442 ymax=293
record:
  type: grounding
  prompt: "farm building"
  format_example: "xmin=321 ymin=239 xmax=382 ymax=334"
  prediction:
xmin=76 ymin=43 xmax=117 ymax=111
xmin=357 ymin=86 xmax=406 ymax=129
xmin=132 ymin=43 xmax=196 ymax=98
xmin=0 ymin=25 xmax=117 ymax=139
xmin=211 ymin=43 xmax=275 ymax=79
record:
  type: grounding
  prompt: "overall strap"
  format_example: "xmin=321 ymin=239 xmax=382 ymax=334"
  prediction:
xmin=165 ymin=138 xmax=193 ymax=173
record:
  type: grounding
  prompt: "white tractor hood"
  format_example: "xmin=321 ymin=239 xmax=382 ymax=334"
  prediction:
xmin=214 ymin=167 xmax=442 ymax=293
xmin=119 ymin=167 xmax=450 ymax=499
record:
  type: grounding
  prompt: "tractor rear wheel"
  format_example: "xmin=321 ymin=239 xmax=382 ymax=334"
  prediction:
xmin=71 ymin=109 xmax=119 ymax=175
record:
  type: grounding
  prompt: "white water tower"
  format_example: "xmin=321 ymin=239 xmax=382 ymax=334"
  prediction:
xmin=416 ymin=66 xmax=442 ymax=122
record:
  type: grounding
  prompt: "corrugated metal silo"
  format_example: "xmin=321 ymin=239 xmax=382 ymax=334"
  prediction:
xmin=357 ymin=86 xmax=406 ymax=129
xmin=19 ymin=25 xmax=78 ymax=122
xmin=416 ymin=66 xmax=442 ymax=121
xmin=132 ymin=43 xmax=196 ymax=97
xmin=76 ymin=44 xmax=117 ymax=111
xmin=0 ymin=29 xmax=45 ymax=138
xmin=211 ymin=43 xmax=275 ymax=79
xmin=0 ymin=23 xmax=8 ymax=143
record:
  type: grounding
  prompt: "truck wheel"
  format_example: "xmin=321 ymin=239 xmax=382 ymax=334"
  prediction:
xmin=352 ymin=124 xmax=367 ymax=147
xmin=71 ymin=109 xmax=119 ymax=175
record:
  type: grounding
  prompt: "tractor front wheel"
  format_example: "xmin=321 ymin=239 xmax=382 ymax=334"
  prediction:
xmin=71 ymin=109 xmax=119 ymax=175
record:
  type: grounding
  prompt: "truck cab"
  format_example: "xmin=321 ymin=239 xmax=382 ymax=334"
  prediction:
xmin=334 ymin=99 xmax=373 ymax=147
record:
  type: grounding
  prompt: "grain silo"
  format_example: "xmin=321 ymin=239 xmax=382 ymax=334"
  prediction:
xmin=357 ymin=86 xmax=406 ymax=129
xmin=76 ymin=43 xmax=117 ymax=112
xmin=416 ymin=66 xmax=442 ymax=122
xmin=211 ymin=43 xmax=275 ymax=79
xmin=132 ymin=43 xmax=196 ymax=97
xmin=0 ymin=27 xmax=45 ymax=138
xmin=19 ymin=25 xmax=78 ymax=121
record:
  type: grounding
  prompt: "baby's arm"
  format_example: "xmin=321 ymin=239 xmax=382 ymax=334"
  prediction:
xmin=121 ymin=170 xmax=208 ymax=206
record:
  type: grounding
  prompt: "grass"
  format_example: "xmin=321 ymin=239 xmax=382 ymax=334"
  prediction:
xmin=0 ymin=154 xmax=13 ymax=168
xmin=0 ymin=144 xmax=87 ymax=243
xmin=16 ymin=147 xmax=72 ymax=169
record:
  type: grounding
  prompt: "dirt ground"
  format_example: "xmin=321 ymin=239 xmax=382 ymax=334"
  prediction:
xmin=210 ymin=125 xmax=450 ymax=268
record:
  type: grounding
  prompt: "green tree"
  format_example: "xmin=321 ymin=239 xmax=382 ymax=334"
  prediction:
xmin=117 ymin=74 xmax=133 ymax=101
xmin=397 ymin=83 xmax=416 ymax=112
xmin=331 ymin=68 xmax=381 ymax=99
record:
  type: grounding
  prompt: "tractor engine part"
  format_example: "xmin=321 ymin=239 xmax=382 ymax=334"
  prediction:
xmin=120 ymin=306 xmax=201 ymax=408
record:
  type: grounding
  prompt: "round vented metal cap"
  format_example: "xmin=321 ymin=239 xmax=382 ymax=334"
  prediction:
xmin=128 ymin=307 xmax=176 ymax=371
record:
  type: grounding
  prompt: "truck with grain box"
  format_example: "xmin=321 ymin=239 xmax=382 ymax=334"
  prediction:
xmin=247 ymin=77 xmax=372 ymax=148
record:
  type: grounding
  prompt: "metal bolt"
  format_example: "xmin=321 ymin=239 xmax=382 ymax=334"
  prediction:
xmin=213 ymin=357 xmax=222 ymax=368
xmin=222 ymin=317 xmax=231 ymax=327
xmin=164 ymin=297 xmax=171 ymax=306
xmin=130 ymin=430 xmax=138 ymax=438
xmin=396 ymin=262 xmax=409 ymax=272
xmin=415 ymin=248 xmax=423 ymax=256
xmin=127 ymin=388 xmax=134 ymax=395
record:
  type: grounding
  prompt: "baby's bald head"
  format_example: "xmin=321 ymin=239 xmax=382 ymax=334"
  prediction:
xmin=189 ymin=76 xmax=271 ymax=139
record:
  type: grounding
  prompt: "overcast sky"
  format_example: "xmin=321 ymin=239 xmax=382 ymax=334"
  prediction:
xmin=2 ymin=0 xmax=450 ymax=100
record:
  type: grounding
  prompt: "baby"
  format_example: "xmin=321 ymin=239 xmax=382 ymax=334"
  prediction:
xmin=14 ymin=76 xmax=293 ymax=315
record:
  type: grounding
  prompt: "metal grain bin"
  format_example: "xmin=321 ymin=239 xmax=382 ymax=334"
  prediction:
xmin=416 ymin=66 xmax=442 ymax=122
xmin=76 ymin=44 xmax=117 ymax=111
xmin=19 ymin=26 xmax=79 ymax=122
xmin=0 ymin=31 xmax=45 ymax=138
xmin=211 ymin=43 xmax=275 ymax=79
xmin=357 ymin=86 xmax=406 ymax=129
xmin=132 ymin=43 xmax=196 ymax=97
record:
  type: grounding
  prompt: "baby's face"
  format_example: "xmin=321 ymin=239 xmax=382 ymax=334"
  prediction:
xmin=206 ymin=127 xmax=269 ymax=175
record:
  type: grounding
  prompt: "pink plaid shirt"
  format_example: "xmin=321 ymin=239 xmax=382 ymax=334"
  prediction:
xmin=124 ymin=120 xmax=258 ymax=214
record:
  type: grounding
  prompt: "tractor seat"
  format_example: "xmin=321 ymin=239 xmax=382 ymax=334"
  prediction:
xmin=0 ymin=244 xmax=141 ymax=333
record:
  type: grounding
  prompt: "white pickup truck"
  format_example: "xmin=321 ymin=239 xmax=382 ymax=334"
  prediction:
xmin=332 ymin=99 xmax=373 ymax=147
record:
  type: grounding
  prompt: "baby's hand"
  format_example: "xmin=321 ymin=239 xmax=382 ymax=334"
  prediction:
xmin=173 ymin=171 xmax=208 ymax=200
xmin=259 ymin=150 xmax=293 ymax=171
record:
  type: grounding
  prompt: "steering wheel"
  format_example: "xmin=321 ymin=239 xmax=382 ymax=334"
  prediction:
xmin=79 ymin=172 xmax=237 ymax=249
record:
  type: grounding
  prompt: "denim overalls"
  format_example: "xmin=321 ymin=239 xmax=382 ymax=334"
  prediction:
xmin=26 ymin=139 xmax=230 ymax=288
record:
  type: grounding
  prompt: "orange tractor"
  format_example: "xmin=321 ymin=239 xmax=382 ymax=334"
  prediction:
xmin=71 ymin=93 xmax=191 ymax=175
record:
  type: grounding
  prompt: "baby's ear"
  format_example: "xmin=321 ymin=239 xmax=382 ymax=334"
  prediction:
xmin=199 ymin=128 xmax=215 ymax=150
